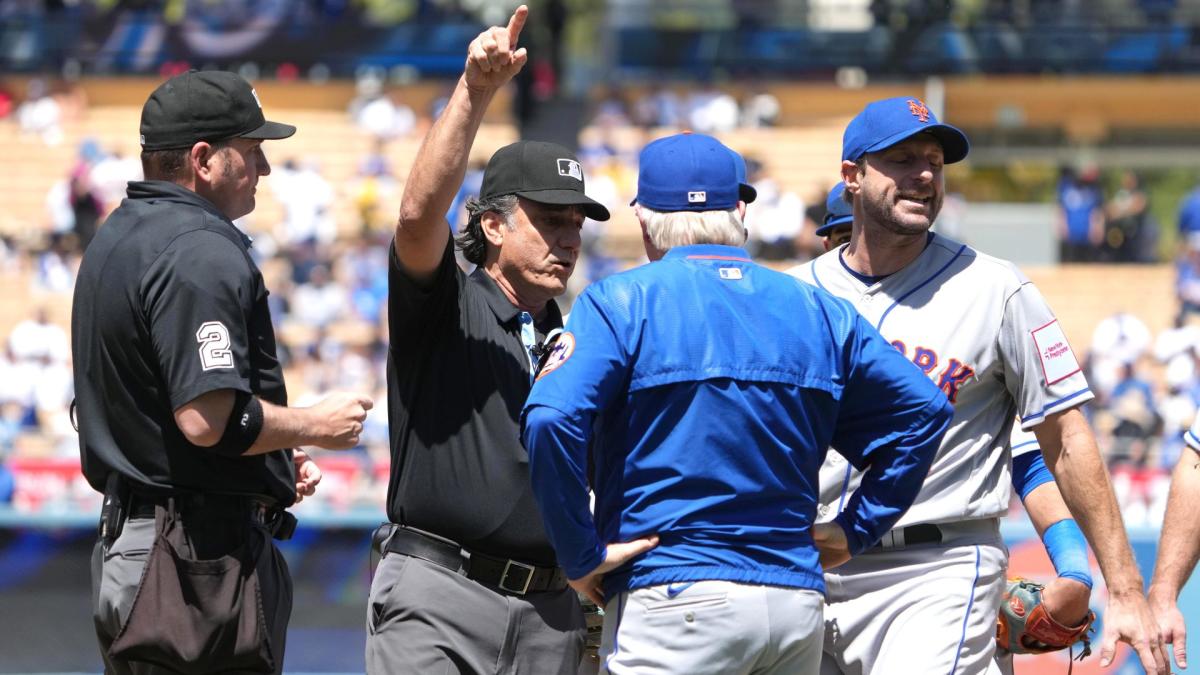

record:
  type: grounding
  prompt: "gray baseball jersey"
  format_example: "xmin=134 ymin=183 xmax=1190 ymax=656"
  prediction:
xmin=791 ymin=233 xmax=1093 ymax=528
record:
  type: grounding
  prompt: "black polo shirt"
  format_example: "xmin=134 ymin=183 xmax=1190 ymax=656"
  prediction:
xmin=387 ymin=238 xmax=563 ymax=566
xmin=72 ymin=180 xmax=295 ymax=504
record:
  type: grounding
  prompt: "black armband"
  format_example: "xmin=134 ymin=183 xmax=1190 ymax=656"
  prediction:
xmin=207 ymin=391 xmax=264 ymax=457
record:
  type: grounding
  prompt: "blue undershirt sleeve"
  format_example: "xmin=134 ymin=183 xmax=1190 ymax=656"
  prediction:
xmin=1012 ymin=450 xmax=1055 ymax=501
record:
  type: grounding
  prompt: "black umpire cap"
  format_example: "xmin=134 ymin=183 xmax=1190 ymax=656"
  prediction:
xmin=480 ymin=141 xmax=611 ymax=221
xmin=139 ymin=70 xmax=296 ymax=151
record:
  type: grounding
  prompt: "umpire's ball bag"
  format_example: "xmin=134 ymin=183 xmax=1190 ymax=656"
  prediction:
xmin=108 ymin=501 xmax=276 ymax=673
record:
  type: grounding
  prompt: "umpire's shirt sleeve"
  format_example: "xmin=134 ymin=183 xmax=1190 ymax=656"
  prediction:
xmin=829 ymin=312 xmax=954 ymax=555
xmin=142 ymin=230 xmax=256 ymax=410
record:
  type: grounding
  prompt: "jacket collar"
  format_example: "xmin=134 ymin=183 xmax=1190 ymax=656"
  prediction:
xmin=663 ymin=244 xmax=753 ymax=262
xmin=125 ymin=180 xmax=253 ymax=248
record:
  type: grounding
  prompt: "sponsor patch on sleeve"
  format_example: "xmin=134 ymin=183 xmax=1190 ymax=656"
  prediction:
xmin=535 ymin=332 xmax=575 ymax=381
xmin=1031 ymin=320 xmax=1081 ymax=385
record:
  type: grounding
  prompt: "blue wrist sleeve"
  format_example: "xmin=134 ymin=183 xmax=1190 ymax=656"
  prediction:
xmin=1042 ymin=518 xmax=1093 ymax=589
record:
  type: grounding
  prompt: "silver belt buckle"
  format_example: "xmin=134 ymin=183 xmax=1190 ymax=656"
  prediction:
xmin=499 ymin=559 xmax=535 ymax=595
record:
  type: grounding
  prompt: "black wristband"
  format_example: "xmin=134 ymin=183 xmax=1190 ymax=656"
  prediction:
xmin=207 ymin=391 xmax=264 ymax=457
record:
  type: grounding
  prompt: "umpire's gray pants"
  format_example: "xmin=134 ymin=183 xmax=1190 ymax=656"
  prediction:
xmin=599 ymin=581 xmax=824 ymax=675
xmin=90 ymin=515 xmax=292 ymax=675
xmin=366 ymin=552 xmax=586 ymax=674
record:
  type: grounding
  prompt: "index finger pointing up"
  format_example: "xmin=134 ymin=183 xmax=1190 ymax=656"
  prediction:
xmin=507 ymin=5 xmax=528 ymax=46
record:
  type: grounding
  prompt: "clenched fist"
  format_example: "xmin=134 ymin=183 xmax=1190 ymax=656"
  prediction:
xmin=308 ymin=391 xmax=373 ymax=450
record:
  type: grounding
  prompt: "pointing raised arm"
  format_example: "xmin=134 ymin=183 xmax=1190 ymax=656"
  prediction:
xmin=393 ymin=5 xmax=530 ymax=282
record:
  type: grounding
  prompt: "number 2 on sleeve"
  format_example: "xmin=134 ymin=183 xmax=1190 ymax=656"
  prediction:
xmin=196 ymin=321 xmax=234 ymax=371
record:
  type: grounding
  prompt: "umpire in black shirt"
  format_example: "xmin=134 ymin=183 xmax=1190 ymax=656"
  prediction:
xmin=367 ymin=6 xmax=609 ymax=674
xmin=73 ymin=70 xmax=372 ymax=674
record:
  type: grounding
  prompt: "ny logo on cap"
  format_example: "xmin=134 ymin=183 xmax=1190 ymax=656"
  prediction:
xmin=688 ymin=191 xmax=707 ymax=203
xmin=907 ymin=99 xmax=930 ymax=123
xmin=557 ymin=158 xmax=582 ymax=181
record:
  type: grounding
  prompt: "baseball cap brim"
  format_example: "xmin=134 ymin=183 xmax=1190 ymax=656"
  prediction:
xmin=863 ymin=124 xmax=969 ymax=164
xmin=239 ymin=119 xmax=297 ymax=141
xmin=816 ymin=214 xmax=854 ymax=238
xmin=739 ymin=183 xmax=757 ymax=204
xmin=517 ymin=188 xmax=611 ymax=222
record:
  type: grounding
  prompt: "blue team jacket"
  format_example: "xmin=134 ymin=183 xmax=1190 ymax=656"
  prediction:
xmin=522 ymin=244 xmax=952 ymax=598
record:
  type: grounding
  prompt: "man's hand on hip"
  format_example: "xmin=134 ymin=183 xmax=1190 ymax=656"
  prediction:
xmin=569 ymin=536 xmax=660 ymax=607
xmin=814 ymin=522 xmax=851 ymax=570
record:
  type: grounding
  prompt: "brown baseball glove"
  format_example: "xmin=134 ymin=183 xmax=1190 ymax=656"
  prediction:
xmin=996 ymin=578 xmax=1095 ymax=658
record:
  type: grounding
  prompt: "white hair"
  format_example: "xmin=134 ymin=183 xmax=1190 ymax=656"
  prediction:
xmin=637 ymin=205 xmax=745 ymax=250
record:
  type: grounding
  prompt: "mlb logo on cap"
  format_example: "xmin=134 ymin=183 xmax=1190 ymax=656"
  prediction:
xmin=557 ymin=158 xmax=582 ymax=181
xmin=688 ymin=191 xmax=707 ymax=203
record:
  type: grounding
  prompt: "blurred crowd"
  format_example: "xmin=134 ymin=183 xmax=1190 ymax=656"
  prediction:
xmin=1075 ymin=307 xmax=1200 ymax=527
xmin=1055 ymin=165 xmax=1160 ymax=264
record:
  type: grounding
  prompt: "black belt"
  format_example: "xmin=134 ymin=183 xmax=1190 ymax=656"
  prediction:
xmin=126 ymin=493 xmax=295 ymax=540
xmin=869 ymin=523 xmax=942 ymax=551
xmin=379 ymin=525 xmax=568 ymax=596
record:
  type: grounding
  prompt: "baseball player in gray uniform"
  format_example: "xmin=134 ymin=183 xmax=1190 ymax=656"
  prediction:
xmin=789 ymin=97 xmax=1165 ymax=675
xmin=815 ymin=184 xmax=1096 ymax=670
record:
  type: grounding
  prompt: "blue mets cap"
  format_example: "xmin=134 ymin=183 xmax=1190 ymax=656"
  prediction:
xmin=841 ymin=97 xmax=969 ymax=164
xmin=632 ymin=133 xmax=742 ymax=211
xmin=816 ymin=183 xmax=854 ymax=238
